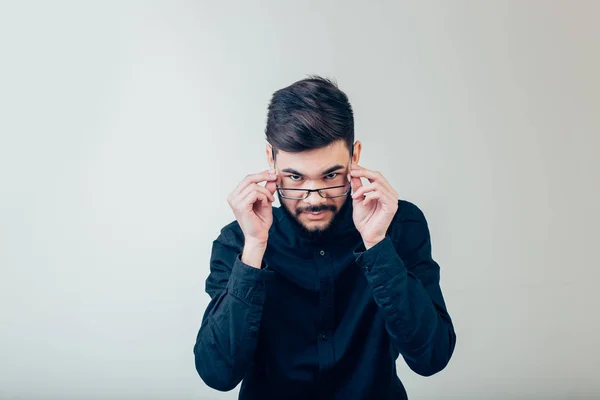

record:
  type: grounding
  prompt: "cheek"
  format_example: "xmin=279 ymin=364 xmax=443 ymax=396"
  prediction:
xmin=280 ymin=198 xmax=299 ymax=212
xmin=333 ymin=197 xmax=347 ymax=210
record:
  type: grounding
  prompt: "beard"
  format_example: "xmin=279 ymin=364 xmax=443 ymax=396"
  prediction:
xmin=278 ymin=194 xmax=350 ymax=240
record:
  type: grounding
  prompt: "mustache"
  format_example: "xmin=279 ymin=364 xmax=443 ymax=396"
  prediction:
xmin=296 ymin=204 xmax=337 ymax=216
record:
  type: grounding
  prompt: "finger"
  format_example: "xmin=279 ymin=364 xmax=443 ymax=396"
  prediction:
xmin=265 ymin=180 xmax=277 ymax=195
xmin=253 ymin=184 xmax=276 ymax=203
xmin=349 ymin=166 xmax=393 ymax=191
xmin=256 ymin=184 xmax=276 ymax=202
xmin=351 ymin=168 xmax=396 ymax=196
xmin=255 ymin=192 xmax=270 ymax=208
xmin=348 ymin=172 xmax=363 ymax=194
xmin=351 ymin=182 xmax=391 ymax=200
xmin=242 ymin=190 xmax=272 ymax=212
xmin=361 ymin=191 xmax=382 ymax=208
xmin=234 ymin=170 xmax=278 ymax=196
xmin=242 ymin=190 xmax=259 ymax=211
xmin=349 ymin=166 xmax=382 ymax=183
xmin=239 ymin=183 xmax=276 ymax=204
xmin=258 ymin=191 xmax=276 ymax=208
xmin=239 ymin=182 xmax=266 ymax=197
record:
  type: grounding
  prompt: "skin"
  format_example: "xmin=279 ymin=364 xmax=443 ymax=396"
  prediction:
xmin=267 ymin=140 xmax=361 ymax=235
xmin=227 ymin=139 xmax=399 ymax=269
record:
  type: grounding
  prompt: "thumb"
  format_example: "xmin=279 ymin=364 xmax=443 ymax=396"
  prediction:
xmin=265 ymin=180 xmax=277 ymax=194
xmin=348 ymin=173 xmax=362 ymax=193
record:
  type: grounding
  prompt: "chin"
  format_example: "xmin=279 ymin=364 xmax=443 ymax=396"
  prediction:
xmin=300 ymin=217 xmax=333 ymax=232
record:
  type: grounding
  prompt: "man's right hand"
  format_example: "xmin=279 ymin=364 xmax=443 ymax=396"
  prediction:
xmin=227 ymin=169 xmax=278 ymax=267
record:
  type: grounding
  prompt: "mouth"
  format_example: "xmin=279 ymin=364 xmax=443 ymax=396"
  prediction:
xmin=303 ymin=210 xmax=330 ymax=220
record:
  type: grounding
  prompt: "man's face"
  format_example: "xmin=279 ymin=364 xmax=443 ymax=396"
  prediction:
xmin=271 ymin=140 xmax=358 ymax=234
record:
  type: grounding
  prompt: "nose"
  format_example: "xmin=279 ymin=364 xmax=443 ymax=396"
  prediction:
xmin=304 ymin=189 xmax=328 ymax=206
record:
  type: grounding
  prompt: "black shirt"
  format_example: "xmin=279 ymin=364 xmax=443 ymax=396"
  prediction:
xmin=194 ymin=195 xmax=456 ymax=399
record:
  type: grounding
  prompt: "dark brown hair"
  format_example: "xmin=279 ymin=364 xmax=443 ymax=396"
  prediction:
xmin=265 ymin=76 xmax=354 ymax=157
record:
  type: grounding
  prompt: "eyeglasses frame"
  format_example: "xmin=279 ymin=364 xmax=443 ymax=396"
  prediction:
xmin=271 ymin=145 xmax=354 ymax=200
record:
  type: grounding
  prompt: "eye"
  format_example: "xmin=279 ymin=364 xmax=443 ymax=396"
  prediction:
xmin=324 ymin=173 xmax=338 ymax=180
xmin=289 ymin=175 xmax=303 ymax=181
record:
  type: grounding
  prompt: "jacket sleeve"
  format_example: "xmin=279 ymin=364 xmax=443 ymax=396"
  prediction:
xmin=193 ymin=225 xmax=272 ymax=391
xmin=354 ymin=202 xmax=456 ymax=376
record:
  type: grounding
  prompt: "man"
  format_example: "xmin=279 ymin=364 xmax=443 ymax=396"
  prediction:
xmin=194 ymin=76 xmax=456 ymax=399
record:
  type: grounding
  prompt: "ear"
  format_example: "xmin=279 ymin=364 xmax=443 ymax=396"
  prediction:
xmin=266 ymin=143 xmax=275 ymax=170
xmin=351 ymin=141 xmax=362 ymax=165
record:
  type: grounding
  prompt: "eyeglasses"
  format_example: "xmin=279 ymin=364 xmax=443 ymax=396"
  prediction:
xmin=276 ymin=184 xmax=351 ymax=200
xmin=272 ymin=147 xmax=353 ymax=200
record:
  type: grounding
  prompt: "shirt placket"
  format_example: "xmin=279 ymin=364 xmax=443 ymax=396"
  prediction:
xmin=315 ymin=248 xmax=335 ymax=372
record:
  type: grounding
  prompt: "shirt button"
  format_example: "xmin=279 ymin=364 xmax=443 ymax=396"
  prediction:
xmin=319 ymin=250 xmax=325 ymax=256
xmin=319 ymin=333 xmax=328 ymax=341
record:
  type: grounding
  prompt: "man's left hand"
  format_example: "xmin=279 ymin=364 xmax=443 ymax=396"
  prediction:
xmin=348 ymin=164 xmax=399 ymax=250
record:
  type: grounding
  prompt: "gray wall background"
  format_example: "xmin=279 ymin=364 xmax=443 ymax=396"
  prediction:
xmin=1 ymin=1 xmax=599 ymax=399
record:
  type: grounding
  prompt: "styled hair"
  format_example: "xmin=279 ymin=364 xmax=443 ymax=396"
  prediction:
xmin=265 ymin=76 xmax=354 ymax=157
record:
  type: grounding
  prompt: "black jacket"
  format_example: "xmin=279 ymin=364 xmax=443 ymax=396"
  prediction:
xmin=194 ymin=196 xmax=456 ymax=399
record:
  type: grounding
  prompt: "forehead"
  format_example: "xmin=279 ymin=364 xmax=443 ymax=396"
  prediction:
xmin=275 ymin=141 xmax=350 ymax=175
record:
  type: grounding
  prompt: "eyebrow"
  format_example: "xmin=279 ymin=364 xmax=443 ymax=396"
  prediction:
xmin=280 ymin=164 xmax=346 ymax=177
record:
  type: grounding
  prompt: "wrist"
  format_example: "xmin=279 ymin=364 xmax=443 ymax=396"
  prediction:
xmin=244 ymin=238 xmax=268 ymax=251
xmin=363 ymin=235 xmax=385 ymax=250
xmin=242 ymin=241 xmax=267 ymax=269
